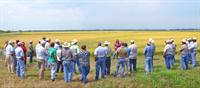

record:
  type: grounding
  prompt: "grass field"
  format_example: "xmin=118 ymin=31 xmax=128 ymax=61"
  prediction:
xmin=0 ymin=31 xmax=199 ymax=88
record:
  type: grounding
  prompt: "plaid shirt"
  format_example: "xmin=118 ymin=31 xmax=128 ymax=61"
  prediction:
xmin=78 ymin=50 xmax=90 ymax=66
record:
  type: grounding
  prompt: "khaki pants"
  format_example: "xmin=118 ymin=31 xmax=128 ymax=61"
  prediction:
xmin=37 ymin=59 xmax=45 ymax=79
xmin=6 ymin=55 xmax=15 ymax=73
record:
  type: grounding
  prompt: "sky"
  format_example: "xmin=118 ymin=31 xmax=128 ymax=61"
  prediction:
xmin=0 ymin=0 xmax=199 ymax=30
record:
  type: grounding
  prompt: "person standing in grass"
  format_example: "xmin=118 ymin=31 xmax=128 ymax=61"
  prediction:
xmin=143 ymin=41 xmax=154 ymax=74
xmin=124 ymin=43 xmax=131 ymax=74
xmin=171 ymin=39 xmax=176 ymax=67
xmin=70 ymin=39 xmax=81 ymax=74
xmin=45 ymin=38 xmax=51 ymax=68
xmin=104 ymin=41 xmax=112 ymax=76
xmin=48 ymin=42 xmax=58 ymax=81
xmin=190 ymin=37 xmax=197 ymax=68
xmin=128 ymin=40 xmax=137 ymax=73
xmin=187 ymin=38 xmax=193 ymax=64
xmin=61 ymin=42 xmax=74 ymax=82
xmin=94 ymin=42 xmax=106 ymax=80
xmin=114 ymin=43 xmax=128 ymax=77
xmin=15 ymin=42 xmax=25 ymax=79
xmin=56 ymin=45 xmax=63 ymax=73
xmin=163 ymin=40 xmax=174 ymax=70
xmin=5 ymin=40 xmax=15 ymax=73
xmin=29 ymin=41 xmax=34 ymax=64
xmin=21 ymin=42 xmax=27 ymax=65
xmin=36 ymin=40 xmax=47 ymax=79
xmin=180 ymin=39 xmax=189 ymax=70
xmin=3 ymin=41 xmax=8 ymax=65
xmin=78 ymin=45 xmax=90 ymax=84
xmin=54 ymin=39 xmax=61 ymax=50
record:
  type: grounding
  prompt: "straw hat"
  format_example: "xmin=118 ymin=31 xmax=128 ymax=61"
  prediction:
xmin=182 ymin=39 xmax=186 ymax=43
xmin=71 ymin=39 xmax=78 ymax=45
xmin=63 ymin=42 xmax=71 ymax=47
xmin=130 ymin=40 xmax=135 ymax=43
xmin=192 ymin=37 xmax=197 ymax=40
xmin=55 ymin=39 xmax=60 ymax=43
xmin=104 ymin=41 xmax=110 ymax=45
xmin=8 ymin=40 xmax=14 ymax=44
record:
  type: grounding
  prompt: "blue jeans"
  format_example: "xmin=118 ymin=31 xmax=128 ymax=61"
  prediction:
xmin=191 ymin=52 xmax=197 ymax=68
xmin=16 ymin=58 xmax=25 ymax=79
xmin=73 ymin=57 xmax=82 ymax=73
xmin=188 ymin=52 xmax=192 ymax=63
xmin=29 ymin=52 xmax=33 ymax=63
xmin=45 ymin=56 xmax=49 ymax=69
xmin=49 ymin=62 xmax=57 ymax=80
xmin=63 ymin=61 xmax=73 ymax=82
xmin=114 ymin=58 xmax=126 ymax=77
xmin=145 ymin=57 xmax=153 ymax=74
xmin=129 ymin=59 xmax=137 ymax=73
xmin=80 ymin=65 xmax=90 ymax=83
xmin=181 ymin=54 xmax=189 ymax=70
xmin=165 ymin=54 xmax=173 ymax=70
xmin=95 ymin=57 xmax=105 ymax=80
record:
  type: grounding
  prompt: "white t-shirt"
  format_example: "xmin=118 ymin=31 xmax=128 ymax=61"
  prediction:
xmin=57 ymin=49 xmax=62 ymax=61
xmin=35 ymin=43 xmax=41 ymax=59
xmin=6 ymin=44 xmax=14 ymax=55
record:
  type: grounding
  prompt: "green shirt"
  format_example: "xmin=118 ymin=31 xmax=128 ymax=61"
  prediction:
xmin=48 ymin=47 xmax=56 ymax=63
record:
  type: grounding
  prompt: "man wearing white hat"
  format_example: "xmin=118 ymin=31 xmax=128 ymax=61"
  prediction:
xmin=180 ymin=39 xmax=189 ymax=70
xmin=128 ymin=40 xmax=137 ymax=73
xmin=36 ymin=40 xmax=48 ymax=79
xmin=104 ymin=41 xmax=112 ymax=75
xmin=61 ymin=42 xmax=74 ymax=82
xmin=5 ymin=40 xmax=15 ymax=73
xmin=70 ymin=39 xmax=81 ymax=73
xmin=15 ymin=42 xmax=25 ymax=79
xmin=190 ymin=37 xmax=197 ymax=68
xmin=163 ymin=40 xmax=174 ymax=70
xmin=143 ymin=41 xmax=154 ymax=74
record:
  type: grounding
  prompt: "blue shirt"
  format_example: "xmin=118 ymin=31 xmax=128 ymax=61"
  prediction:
xmin=144 ymin=45 xmax=154 ymax=57
xmin=94 ymin=46 xmax=106 ymax=58
xmin=125 ymin=47 xmax=131 ymax=57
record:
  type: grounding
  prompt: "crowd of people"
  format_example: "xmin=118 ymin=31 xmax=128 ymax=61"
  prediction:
xmin=3 ymin=37 xmax=198 ymax=84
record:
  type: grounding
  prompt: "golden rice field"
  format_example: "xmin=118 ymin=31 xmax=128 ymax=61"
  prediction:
xmin=0 ymin=31 xmax=199 ymax=88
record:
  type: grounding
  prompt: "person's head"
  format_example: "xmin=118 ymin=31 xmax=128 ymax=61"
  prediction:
xmin=81 ymin=45 xmax=86 ymax=50
xmin=29 ymin=41 xmax=33 ymax=44
xmin=42 ymin=37 xmax=46 ymax=41
xmin=16 ymin=40 xmax=20 ymax=45
xmin=130 ymin=40 xmax=135 ymax=44
xmin=46 ymin=38 xmax=51 ymax=42
xmin=41 ymin=40 xmax=46 ymax=47
xmin=116 ymin=39 xmax=120 ymax=43
xmin=17 ymin=42 xmax=22 ymax=47
xmin=98 ymin=42 xmax=102 ymax=46
xmin=104 ymin=41 xmax=110 ymax=46
xmin=63 ymin=42 xmax=70 ymax=49
xmin=124 ymin=43 xmax=128 ymax=47
xmin=50 ymin=42 xmax=55 ymax=47
xmin=55 ymin=39 xmax=60 ymax=44
xmin=71 ymin=39 xmax=78 ymax=45
xmin=58 ymin=45 xmax=62 ymax=49
xmin=121 ymin=42 xmax=125 ymax=47
xmin=5 ymin=41 xmax=8 ymax=44
xmin=181 ymin=39 xmax=187 ymax=45
xmin=192 ymin=37 xmax=197 ymax=42
xmin=171 ymin=39 xmax=174 ymax=43
xmin=8 ymin=40 xmax=14 ymax=45
xmin=22 ymin=42 xmax=25 ymax=46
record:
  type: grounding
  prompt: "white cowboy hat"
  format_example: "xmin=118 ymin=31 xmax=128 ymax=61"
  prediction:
xmin=8 ymin=40 xmax=14 ymax=44
xmin=63 ymin=42 xmax=70 ymax=47
xmin=55 ymin=39 xmax=60 ymax=42
xmin=192 ymin=37 xmax=197 ymax=40
xmin=71 ymin=39 xmax=78 ymax=44
xmin=187 ymin=38 xmax=192 ymax=41
xmin=104 ymin=41 xmax=110 ymax=45
xmin=182 ymin=39 xmax=186 ymax=43
xmin=130 ymin=40 xmax=135 ymax=43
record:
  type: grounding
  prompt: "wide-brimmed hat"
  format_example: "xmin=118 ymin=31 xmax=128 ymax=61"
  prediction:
xmin=8 ymin=40 xmax=14 ymax=44
xmin=130 ymin=40 xmax=135 ymax=43
xmin=63 ymin=42 xmax=70 ymax=47
xmin=182 ymin=39 xmax=186 ymax=43
xmin=187 ymin=38 xmax=192 ymax=41
xmin=55 ymin=39 xmax=60 ymax=43
xmin=192 ymin=37 xmax=197 ymax=40
xmin=104 ymin=41 xmax=110 ymax=45
xmin=166 ymin=40 xmax=171 ymax=43
xmin=71 ymin=39 xmax=78 ymax=45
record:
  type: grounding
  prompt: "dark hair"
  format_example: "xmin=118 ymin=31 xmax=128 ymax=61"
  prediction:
xmin=50 ymin=42 xmax=55 ymax=47
xmin=124 ymin=43 xmax=128 ymax=47
xmin=98 ymin=42 xmax=102 ymax=46
xmin=16 ymin=40 xmax=20 ymax=44
xmin=42 ymin=37 xmax=46 ymax=40
xmin=81 ymin=45 xmax=86 ymax=50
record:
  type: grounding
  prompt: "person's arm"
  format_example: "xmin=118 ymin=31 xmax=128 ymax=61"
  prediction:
xmin=163 ymin=46 xmax=167 ymax=57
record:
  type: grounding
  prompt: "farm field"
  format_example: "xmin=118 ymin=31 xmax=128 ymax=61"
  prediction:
xmin=0 ymin=31 xmax=200 ymax=88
